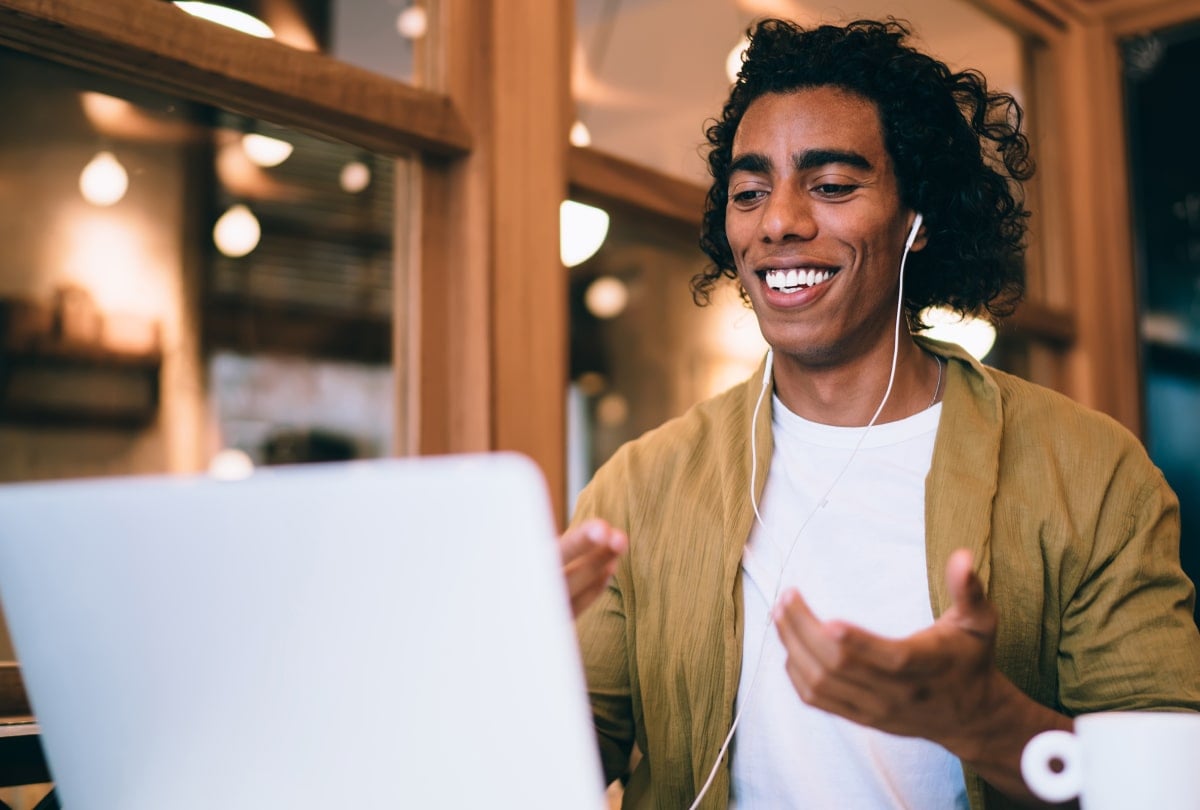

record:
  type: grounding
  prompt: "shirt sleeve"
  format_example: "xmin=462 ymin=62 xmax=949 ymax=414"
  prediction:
xmin=1057 ymin=464 xmax=1200 ymax=713
xmin=571 ymin=465 xmax=638 ymax=785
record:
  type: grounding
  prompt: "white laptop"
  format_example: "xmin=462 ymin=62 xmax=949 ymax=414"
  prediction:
xmin=0 ymin=452 xmax=607 ymax=810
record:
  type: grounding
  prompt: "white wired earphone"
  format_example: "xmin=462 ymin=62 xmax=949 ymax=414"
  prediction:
xmin=685 ymin=212 xmax=924 ymax=810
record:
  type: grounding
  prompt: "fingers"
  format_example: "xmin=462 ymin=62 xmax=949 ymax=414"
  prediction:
xmin=944 ymin=548 xmax=995 ymax=639
xmin=772 ymin=590 xmax=842 ymax=664
xmin=564 ymin=547 xmax=618 ymax=612
xmin=781 ymin=645 xmax=890 ymax=721
xmin=560 ymin=519 xmax=627 ymax=618
xmin=566 ymin=571 xmax=613 ymax=617
xmin=945 ymin=548 xmax=984 ymax=610
xmin=772 ymin=590 xmax=856 ymax=672
xmin=773 ymin=590 xmax=910 ymax=722
xmin=560 ymin=519 xmax=626 ymax=565
xmin=773 ymin=565 xmax=1002 ymax=740
xmin=773 ymin=590 xmax=908 ymax=682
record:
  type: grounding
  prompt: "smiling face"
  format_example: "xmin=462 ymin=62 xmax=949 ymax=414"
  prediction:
xmin=726 ymin=86 xmax=923 ymax=370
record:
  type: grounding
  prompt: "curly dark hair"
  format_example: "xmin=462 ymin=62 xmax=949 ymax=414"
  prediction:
xmin=695 ymin=18 xmax=1033 ymax=328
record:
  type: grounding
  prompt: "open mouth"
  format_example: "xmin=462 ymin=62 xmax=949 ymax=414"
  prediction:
xmin=762 ymin=268 xmax=836 ymax=294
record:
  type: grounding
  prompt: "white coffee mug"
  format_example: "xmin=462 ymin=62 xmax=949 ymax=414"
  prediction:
xmin=1021 ymin=711 xmax=1200 ymax=810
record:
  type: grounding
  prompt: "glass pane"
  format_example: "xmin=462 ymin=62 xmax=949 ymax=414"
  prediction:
xmin=0 ymin=44 xmax=407 ymax=484
xmin=574 ymin=0 xmax=1027 ymax=186
xmin=328 ymin=0 xmax=425 ymax=82
xmin=167 ymin=0 xmax=429 ymax=85
xmin=1122 ymin=20 xmax=1200 ymax=609
xmin=566 ymin=203 xmax=768 ymax=504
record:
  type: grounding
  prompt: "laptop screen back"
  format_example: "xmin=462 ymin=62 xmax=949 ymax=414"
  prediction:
xmin=0 ymin=453 xmax=606 ymax=810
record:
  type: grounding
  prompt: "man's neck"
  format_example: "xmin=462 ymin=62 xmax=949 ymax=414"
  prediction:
xmin=770 ymin=338 xmax=939 ymax=427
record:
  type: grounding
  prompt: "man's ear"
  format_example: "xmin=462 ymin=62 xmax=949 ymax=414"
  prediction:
xmin=906 ymin=212 xmax=928 ymax=252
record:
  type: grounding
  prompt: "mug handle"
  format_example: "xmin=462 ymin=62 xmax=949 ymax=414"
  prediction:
xmin=1020 ymin=729 xmax=1083 ymax=803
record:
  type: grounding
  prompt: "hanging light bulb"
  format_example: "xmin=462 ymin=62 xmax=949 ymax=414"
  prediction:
xmin=213 ymin=204 xmax=261 ymax=257
xmin=339 ymin=160 xmax=372 ymax=193
xmin=173 ymin=2 xmax=274 ymax=37
xmin=569 ymin=120 xmax=592 ymax=147
xmin=595 ymin=392 xmax=630 ymax=427
xmin=585 ymin=276 xmax=628 ymax=319
xmin=560 ymin=200 xmax=610 ymax=267
xmin=920 ymin=306 xmax=998 ymax=360
xmin=395 ymin=5 xmax=428 ymax=39
xmin=79 ymin=150 xmax=129 ymax=207
xmin=241 ymin=133 xmax=294 ymax=167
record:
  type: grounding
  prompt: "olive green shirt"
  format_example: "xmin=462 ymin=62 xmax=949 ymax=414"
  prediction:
xmin=573 ymin=338 xmax=1200 ymax=810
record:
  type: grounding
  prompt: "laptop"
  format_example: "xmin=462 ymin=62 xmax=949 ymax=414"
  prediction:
xmin=0 ymin=452 xmax=607 ymax=810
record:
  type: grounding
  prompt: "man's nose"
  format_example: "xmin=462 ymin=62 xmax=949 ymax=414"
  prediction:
xmin=760 ymin=187 xmax=817 ymax=243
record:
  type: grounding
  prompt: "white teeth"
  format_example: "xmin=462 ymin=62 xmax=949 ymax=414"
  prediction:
xmin=764 ymin=268 xmax=833 ymax=291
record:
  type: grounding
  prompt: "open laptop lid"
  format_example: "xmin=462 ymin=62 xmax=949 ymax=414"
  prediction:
xmin=0 ymin=452 xmax=606 ymax=810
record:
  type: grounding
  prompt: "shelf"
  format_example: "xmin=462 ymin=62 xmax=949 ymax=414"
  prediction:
xmin=0 ymin=297 xmax=162 ymax=427
xmin=203 ymin=296 xmax=390 ymax=364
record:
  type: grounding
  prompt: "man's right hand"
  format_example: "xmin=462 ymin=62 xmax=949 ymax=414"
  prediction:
xmin=559 ymin=519 xmax=627 ymax=618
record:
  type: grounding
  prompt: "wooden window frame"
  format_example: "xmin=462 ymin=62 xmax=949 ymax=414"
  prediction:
xmin=0 ymin=0 xmax=573 ymax=522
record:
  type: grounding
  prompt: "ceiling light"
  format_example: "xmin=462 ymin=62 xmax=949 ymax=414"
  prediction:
xmin=173 ymin=2 xmax=274 ymax=38
xmin=560 ymin=200 xmax=610 ymax=267
xmin=569 ymin=120 xmax=592 ymax=148
xmin=396 ymin=6 xmax=428 ymax=39
xmin=213 ymin=204 xmax=261 ymax=257
xmin=79 ymin=92 xmax=135 ymax=129
xmin=79 ymin=151 xmax=129 ymax=207
xmin=920 ymin=307 xmax=997 ymax=361
xmin=595 ymin=393 xmax=629 ymax=427
xmin=574 ymin=371 xmax=607 ymax=397
xmin=585 ymin=276 xmax=628 ymax=319
xmin=339 ymin=161 xmax=372 ymax=193
xmin=241 ymin=133 xmax=293 ymax=167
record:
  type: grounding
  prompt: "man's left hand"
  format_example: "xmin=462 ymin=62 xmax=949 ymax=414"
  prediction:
xmin=772 ymin=548 xmax=1073 ymax=805
xmin=772 ymin=548 xmax=997 ymax=742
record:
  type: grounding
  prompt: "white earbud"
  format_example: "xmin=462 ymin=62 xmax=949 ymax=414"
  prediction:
xmin=905 ymin=212 xmax=924 ymax=251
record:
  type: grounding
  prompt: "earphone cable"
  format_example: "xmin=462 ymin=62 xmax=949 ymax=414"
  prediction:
xmin=689 ymin=222 xmax=919 ymax=810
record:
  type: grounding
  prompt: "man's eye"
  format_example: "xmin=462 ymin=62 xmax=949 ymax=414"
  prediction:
xmin=814 ymin=183 xmax=856 ymax=197
xmin=731 ymin=189 xmax=766 ymax=204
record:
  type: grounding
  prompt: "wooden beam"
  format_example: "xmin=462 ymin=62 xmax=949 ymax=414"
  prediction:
xmin=1002 ymin=301 xmax=1077 ymax=346
xmin=408 ymin=154 xmax=493 ymax=458
xmin=1021 ymin=40 xmax=1076 ymax=311
xmin=415 ymin=0 xmax=570 ymax=524
xmin=403 ymin=0 xmax=495 ymax=463
xmin=1054 ymin=18 xmax=1143 ymax=432
xmin=489 ymin=0 xmax=571 ymax=524
xmin=0 ymin=0 xmax=472 ymax=158
xmin=1105 ymin=0 xmax=1200 ymax=34
xmin=975 ymin=0 xmax=1074 ymax=37
xmin=568 ymin=145 xmax=708 ymax=228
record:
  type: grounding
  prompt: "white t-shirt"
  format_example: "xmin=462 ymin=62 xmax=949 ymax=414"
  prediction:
xmin=728 ymin=396 xmax=968 ymax=809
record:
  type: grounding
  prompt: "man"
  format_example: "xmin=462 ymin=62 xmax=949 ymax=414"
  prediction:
xmin=560 ymin=18 xmax=1200 ymax=810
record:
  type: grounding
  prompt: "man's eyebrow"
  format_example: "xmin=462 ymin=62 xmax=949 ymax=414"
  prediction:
xmin=794 ymin=149 xmax=872 ymax=171
xmin=728 ymin=153 xmax=771 ymax=175
xmin=727 ymin=149 xmax=873 ymax=176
